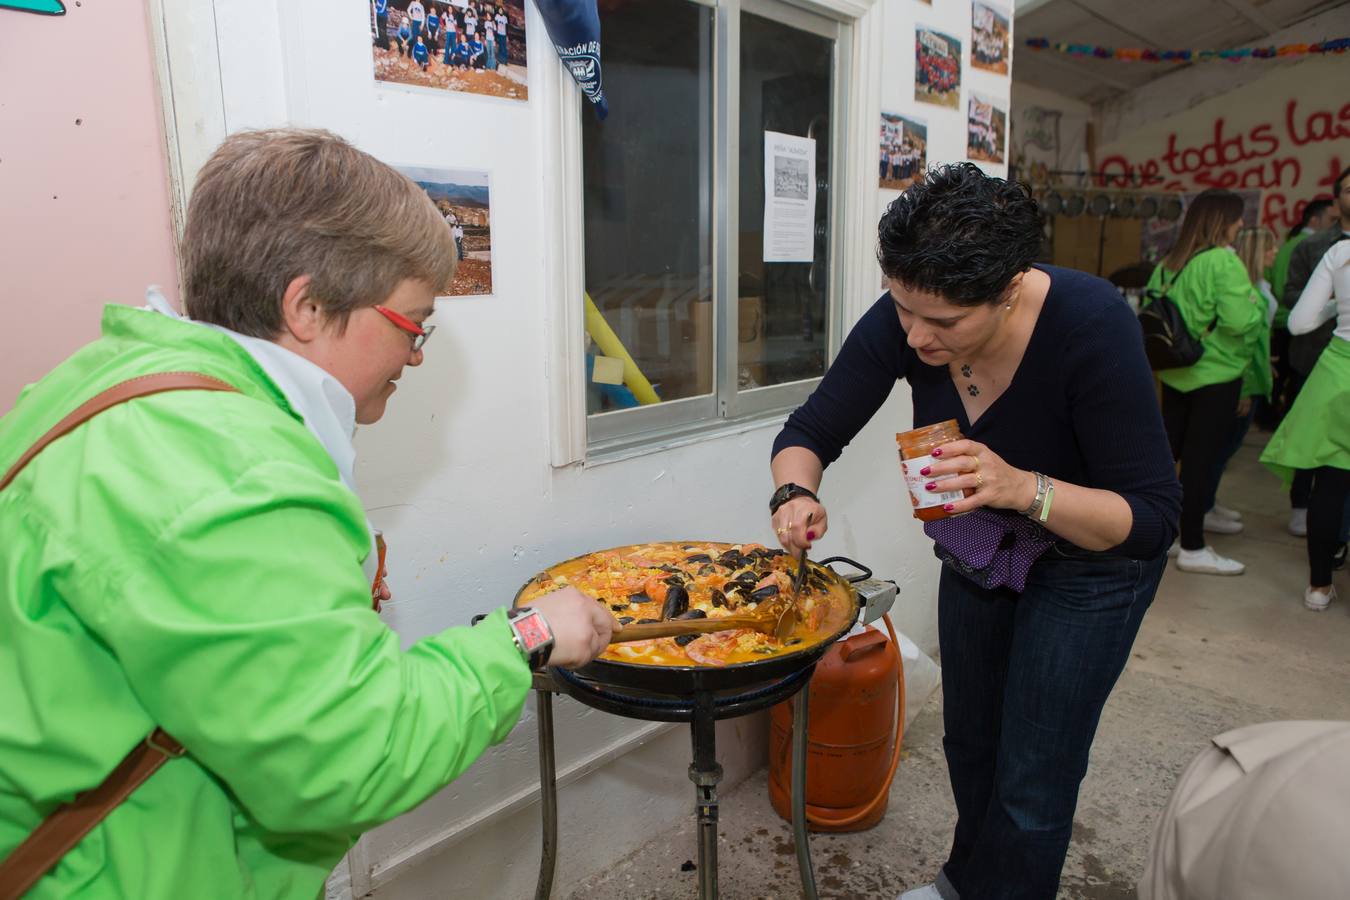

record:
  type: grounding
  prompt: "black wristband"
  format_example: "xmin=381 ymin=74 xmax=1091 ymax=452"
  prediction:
xmin=769 ymin=482 xmax=818 ymax=515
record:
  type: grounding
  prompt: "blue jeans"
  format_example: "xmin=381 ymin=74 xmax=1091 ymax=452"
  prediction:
xmin=937 ymin=546 xmax=1166 ymax=900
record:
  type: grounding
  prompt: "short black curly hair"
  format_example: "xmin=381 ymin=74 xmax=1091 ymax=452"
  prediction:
xmin=878 ymin=163 xmax=1043 ymax=306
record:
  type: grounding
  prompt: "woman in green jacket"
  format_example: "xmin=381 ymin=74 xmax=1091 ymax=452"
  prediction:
xmin=0 ymin=129 xmax=617 ymax=899
xmin=1147 ymin=189 xmax=1264 ymax=576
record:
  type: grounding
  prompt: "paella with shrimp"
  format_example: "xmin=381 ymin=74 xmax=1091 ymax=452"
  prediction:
xmin=514 ymin=541 xmax=857 ymax=667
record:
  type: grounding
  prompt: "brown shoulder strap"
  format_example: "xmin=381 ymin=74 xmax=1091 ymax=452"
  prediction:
xmin=0 ymin=371 xmax=237 ymax=900
xmin=0 ymin=371 xmax=239 ymax=491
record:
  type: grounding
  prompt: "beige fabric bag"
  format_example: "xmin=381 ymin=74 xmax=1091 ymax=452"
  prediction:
xmin=1139 ymin=720 xmax=1350 ymax=900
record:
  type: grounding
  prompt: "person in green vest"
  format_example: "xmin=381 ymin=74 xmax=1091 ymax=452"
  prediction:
xmin=1262 ymin=198 xmax=1334 ymax=438
xmin=0 ymin=128 xmax=617 ymax=899
xmin=1262 ymin=171 xmax=1350 ymax=612
xmin=1147 ymin=188 xmax=1264 ymax=577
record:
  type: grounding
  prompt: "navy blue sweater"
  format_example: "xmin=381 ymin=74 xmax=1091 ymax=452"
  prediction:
xmin=772 ymin=265 xmax=1181 ymax=559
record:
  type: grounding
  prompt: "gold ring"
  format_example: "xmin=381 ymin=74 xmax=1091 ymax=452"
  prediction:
xmin=776 ymin=526 xmax=791 ymax=535
xmin=971 ymin=456 xmax=981 ymax=472
xmin=975 ymin=472 xmax=985 ymax=489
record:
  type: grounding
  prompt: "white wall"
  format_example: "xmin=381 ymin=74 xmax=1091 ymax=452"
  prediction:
xmin=154 ymin=0 xmax=1010 ymax=896
xmin=1008 ymin=81 xmax=1090 ymax=186
xmin=878 ymin=0 xmax=1013 ymax=185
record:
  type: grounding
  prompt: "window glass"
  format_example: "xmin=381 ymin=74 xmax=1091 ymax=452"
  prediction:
xmin=580 ymin=0 xmax=715 ymax=415
xmin=736 ymin=12 xmax=833 ymax=390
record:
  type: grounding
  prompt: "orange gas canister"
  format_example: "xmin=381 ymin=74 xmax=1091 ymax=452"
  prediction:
xmin=768 ymin=617 xmax=905 ymax=832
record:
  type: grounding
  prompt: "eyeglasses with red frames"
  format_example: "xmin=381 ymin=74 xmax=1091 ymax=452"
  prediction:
xmin=373 ymin=305 xmax=435 ymax=352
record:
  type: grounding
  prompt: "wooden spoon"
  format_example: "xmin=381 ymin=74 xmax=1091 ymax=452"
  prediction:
xmin=610 ymin=598 xmax=793 ymax=644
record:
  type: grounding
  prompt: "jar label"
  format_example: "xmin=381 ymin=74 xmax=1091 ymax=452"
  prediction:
xmin=900 ymin=453 xmax=965 ymax=510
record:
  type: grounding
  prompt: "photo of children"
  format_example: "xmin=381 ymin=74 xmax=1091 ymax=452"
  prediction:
xmin=967 ymin=93 xmax=1007 ymax=164
xmin=773 ymin=155 xmax=810 ymax=201
xmin=971 ymin=1 xmax=1010 ymax=75
xmin=915 ymin=26 xmax=961 ymax=109
xmin=371 ymin=0 xmax=527 ymax=102
xmin=396 ymin=165 xmax=494 ymax=296
xmin=879 ymin=112 xmax=927 ymax=190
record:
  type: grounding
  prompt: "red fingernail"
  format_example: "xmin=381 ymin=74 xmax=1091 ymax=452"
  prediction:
xmin=807 ymin=531 xmax=816 ymax=541
xmin=920 ymin=466 xmax=932 ymax=476
xmin=926 ymin=482 xmax=938 ymax=491
xmin=932 ymin=448 xmax=943 ymax=457
xmin=943 ymin=503 xmax=955 ymax=512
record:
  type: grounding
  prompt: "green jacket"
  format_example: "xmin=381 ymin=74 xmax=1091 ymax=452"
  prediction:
xmin=1149 ymin=247 xmax=1265 ymax=393
xmin=1269 ymin=232 xmax=1308 ymax=328
xmin=1241 ymin=291 xmax=1274 ymax=400
xmin=0 ymin=306 xmax=530 ymax=898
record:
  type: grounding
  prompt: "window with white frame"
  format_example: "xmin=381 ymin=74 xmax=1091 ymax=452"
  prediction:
xmin=580 ymin=0 xmax=850 ymax=450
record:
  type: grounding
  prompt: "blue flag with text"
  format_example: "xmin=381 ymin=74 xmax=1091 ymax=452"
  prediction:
xmin=534 ymin=0 xmax=608 ymax=119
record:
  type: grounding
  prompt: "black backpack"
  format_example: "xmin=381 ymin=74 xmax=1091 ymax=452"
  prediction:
xmin=1138 ymin=256 xmax=1212 ymax=371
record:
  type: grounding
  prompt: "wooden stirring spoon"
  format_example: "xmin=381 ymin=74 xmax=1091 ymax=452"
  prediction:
xmin=610 ymin=597 xmax=794 ymax=644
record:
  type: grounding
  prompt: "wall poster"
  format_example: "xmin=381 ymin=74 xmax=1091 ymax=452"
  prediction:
xmin=971 ymin=1 xmax=1010 ymax=75
xmin=371 ymin=0 xmax=528 ymax=102
xmin=915 ymin=25 xmax=962 ymax=109
xmin=880 ymin=111 xmax=928 ymax=190
xmin=396 ymin=165 xmax=495 ymax=296
xmin=967 ymin=93 xmax=1007 ymax=164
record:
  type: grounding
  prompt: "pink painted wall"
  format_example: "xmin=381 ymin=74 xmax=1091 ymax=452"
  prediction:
xmin=0 ymin=1 xmax=178 ymax=413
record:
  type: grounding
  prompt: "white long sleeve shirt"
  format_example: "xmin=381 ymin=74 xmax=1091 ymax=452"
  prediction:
xmin=1288 ymin=237 xmax=1350 ymax=341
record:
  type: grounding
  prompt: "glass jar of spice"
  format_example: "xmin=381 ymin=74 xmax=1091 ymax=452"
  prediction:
xmin=897 ymin=420 xmax=971 ymax=521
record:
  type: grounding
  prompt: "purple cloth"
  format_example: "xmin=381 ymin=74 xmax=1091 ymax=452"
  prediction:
xmin=924 ymin=508 xmax=1057 ymax=593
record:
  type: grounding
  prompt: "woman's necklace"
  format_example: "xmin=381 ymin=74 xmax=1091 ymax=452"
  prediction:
xmin=955 ymin=295 xmax=1022 ymax=398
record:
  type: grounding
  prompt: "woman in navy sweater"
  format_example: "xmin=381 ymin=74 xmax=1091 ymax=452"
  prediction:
xmin=770 ymin=164 xmax=1179 ymax=900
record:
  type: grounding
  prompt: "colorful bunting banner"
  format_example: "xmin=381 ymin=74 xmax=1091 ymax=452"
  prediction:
xmin=1024 ymin=36 xmax=1350 ymax=62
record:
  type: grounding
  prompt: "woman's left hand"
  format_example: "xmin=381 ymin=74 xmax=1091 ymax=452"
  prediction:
xmin=921 ymin=438 xmax=1036 ymax=515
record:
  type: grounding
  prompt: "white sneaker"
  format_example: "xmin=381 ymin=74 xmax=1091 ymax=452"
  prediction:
xmin=1210 ymin=503 xmax=1242 ymax=522
xmin=1203 ymin=511 xmax=1244 ymax=534
xmin=1168 ymin=540 xmax=1180 ymax=558
xmin=1289 ymin=508 xmax=1309 ymax=537
xmin=1305 ymin=585 xmax=1336 ymax=611
xmin=1176 ymin=546 xmax=1246 ymax=575
xmin=899 ymin=886 xmax=944 ymax=900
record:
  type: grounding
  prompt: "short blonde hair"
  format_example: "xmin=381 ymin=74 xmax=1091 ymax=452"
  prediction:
xmin=181 ymin=128 xmax=456 ymax=337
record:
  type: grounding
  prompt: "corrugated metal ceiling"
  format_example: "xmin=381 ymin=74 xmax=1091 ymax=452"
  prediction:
xmin=1012 ymin=0 xmax=1347 ymax=104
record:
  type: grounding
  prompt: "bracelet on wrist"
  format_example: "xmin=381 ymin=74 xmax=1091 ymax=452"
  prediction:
xmin=1021 ymin=471 xmax=1048 ymax=519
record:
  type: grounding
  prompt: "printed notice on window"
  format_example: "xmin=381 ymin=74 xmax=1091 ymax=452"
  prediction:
xmin=762 ymin=131 xmax=816 ymax=263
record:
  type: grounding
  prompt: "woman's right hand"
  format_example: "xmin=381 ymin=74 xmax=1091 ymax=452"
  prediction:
xmin=527 ymin=587 xmax=618 ymax=668
xmin=771 ymin=496 xmax=829 ymax=553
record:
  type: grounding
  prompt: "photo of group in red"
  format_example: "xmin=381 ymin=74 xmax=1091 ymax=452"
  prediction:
xmin=971 ymin=1 xmax=1010 ymax=75
xmin=371 ymin=0 xmax=528 ymax=102
xmin=879 ymin=111 xmax=927 ymax=191
xmin=967 ymin=93 xmax=1007 ymax=164
xmin=915 ymin=26 xmax=961 ymax=109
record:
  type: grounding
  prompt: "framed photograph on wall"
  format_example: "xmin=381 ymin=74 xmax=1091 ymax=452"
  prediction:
xmin=396 ymin=165 xmax=495 ymax=297
xmin=879 ymin=111 xmax=927 ymax=190
xmin=967 ymin=93 xmax=1007 ymax=164
xmin=371 ymin=0 xmax=528 ymax=102
xmin=971 ymin=1 xmax=1010 ymax=75
xmin=915 ymin=26 xmax=961 ymax=109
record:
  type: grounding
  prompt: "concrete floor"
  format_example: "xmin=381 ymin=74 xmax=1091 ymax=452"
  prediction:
xmin=565 ymin=437 xmax=1350 ymax=899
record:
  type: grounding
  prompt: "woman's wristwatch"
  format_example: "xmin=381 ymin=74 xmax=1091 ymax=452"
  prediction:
xmin=472 ymin=607 xmax=555 ymax=670
xmin=769 ymin=483 xmax=818 ymax=515
xmin=506 ymin=607 xmax=554 ymax=670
